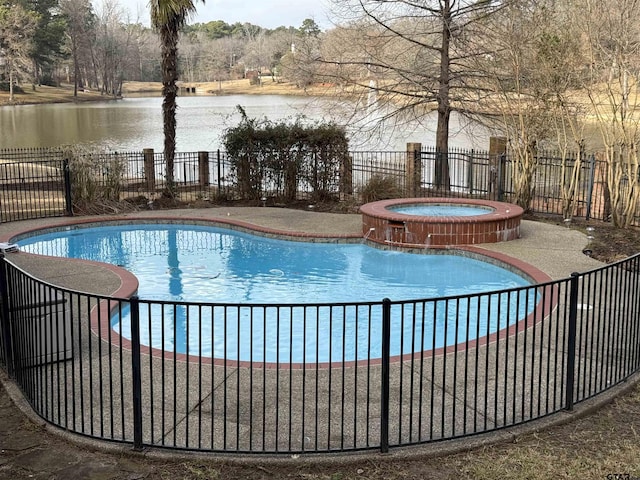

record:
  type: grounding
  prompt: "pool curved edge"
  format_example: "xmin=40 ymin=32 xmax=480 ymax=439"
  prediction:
xmin=5 ymin=251 xmax=139 ymax=301
xmin=6 ymin=216 xmax=553 ymax=370
xmin=400 ymin=245 xmax=555 ymax=362
xmin=2 ymin=214 xmax=363 ymax=246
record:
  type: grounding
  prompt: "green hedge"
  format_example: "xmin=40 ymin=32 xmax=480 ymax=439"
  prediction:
xmin=222 ymin=106 xmax=351 ymax=201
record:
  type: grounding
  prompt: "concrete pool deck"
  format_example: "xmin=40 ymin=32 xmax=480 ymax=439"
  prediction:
xmin=0 ymin=207 xmax=616 ymax=476
xmin=0 ymin=206 xmax=604 ymax=280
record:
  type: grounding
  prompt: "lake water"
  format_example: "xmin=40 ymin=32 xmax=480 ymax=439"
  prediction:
xmin=0 ymin=94 xmax=492 ymax=152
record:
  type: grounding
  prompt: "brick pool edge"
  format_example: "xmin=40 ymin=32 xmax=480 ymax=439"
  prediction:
xmin=360 ymin=198 xmax=524 ymax=247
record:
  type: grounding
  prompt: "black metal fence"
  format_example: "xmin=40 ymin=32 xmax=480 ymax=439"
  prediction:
xmin=0 ymin=146 xmax=620 ymax=224
xmin=1 ymin=252 xmax=639 ymax=453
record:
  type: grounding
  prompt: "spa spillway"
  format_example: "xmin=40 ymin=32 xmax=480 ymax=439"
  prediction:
xmin=360 ymin=198 xmax=524 ymax=247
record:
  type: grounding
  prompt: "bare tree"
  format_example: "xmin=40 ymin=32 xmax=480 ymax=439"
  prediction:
xmin=122 ymin=24 xmax=160 ymax=81
xmin=462 ymin=0 xmax=598 ymax=217
xmin=243 ymin=29 xmax=275 ymax=84
xmin=0 ymin=3 xmax=39 ymax=102
xmin=262 ymin=28 xmax=297 ymax=82
xmin=94 ymin=0 xmax=132 ymax=96
xmin=59 ymin=0 xmax=94 ymax=96
xmin=280 ymin=21 xmax=322 ymax=90
xmin=324 ymin=0 xmax=507 ymax=189
xmin=577 ymin=0 xmax=640 ymax=227
xmin=179 ymin=33 xmax=201 ymax=82
xmin=477 ymin=0 xmax=585 ymax=212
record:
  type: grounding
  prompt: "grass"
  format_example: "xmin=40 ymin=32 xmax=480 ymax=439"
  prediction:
xmin=0 ymin=79 xmax=344 ymax=106
xmin=0 ymin=84 xmax=112 ymax=106
xmin=124 ymin=78 xmax=343 ymax=97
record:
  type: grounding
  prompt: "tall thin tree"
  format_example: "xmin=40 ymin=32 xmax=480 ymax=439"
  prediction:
xmin=149 ymin=0 xmax=202 ymax=197
xmin=324 ymin=0 xmax=506 ymax=190
xmin=59 ymin=0 xmax=94 ymax=97
xmin=0 ymin=4 xmax=38 ymax=103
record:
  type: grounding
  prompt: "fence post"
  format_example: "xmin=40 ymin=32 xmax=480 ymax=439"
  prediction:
xmin=0 ymin=256 xmax=15 ymax=377
xmin=339 ymin=153 xmax=353 ymax=200
xmin=468 ymin=149 xmax=474 ymax=195
xmin=216 ymin=150 xmax=222 ymax=194
xmin=380 ymin=298 xmax=391 ymax=453
xmin=198 ymin=151 xmax=210 ymax=187
xmin=129 ymin=295 xmax=144 ymax=450
xmin=565 ymin=272 xmax=580 ymax=411
xmin=585 ymin=154 xmax=596 ymax=221
xmin=143 ymin=148 xmax=155 ymax=193
xmin=489 ymin=137 xmax=507 ymax=201
xmin=406 ymin=143 xmax=422 ymax=197
xmin=63 ymin=159 xmax=73 ymax=217
xmin=497 ymin=154 xmax=506 ymax=202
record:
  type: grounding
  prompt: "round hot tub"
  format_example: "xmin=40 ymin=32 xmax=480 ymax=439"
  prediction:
xmin=360 ymin=198 xmax=523 ymax=247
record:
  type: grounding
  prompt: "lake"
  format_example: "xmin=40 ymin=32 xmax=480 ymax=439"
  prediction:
xmin=0 ymin=94 xmax=493 ymax=152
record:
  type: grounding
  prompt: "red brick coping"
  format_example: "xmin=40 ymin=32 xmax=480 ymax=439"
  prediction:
xmin=360 ymin=198 xmax=524 ymax=247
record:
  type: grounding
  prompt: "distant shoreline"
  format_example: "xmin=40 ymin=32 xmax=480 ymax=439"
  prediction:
xmin=0 ymin=84 xmax=118 ymax=107
xmin=124 ymin=79 xmax=344 ymax=98
xmin=0 ymin=79 xmax=342 ymax=107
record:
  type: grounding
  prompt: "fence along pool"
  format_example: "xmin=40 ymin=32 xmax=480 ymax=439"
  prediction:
xmin=2 ymin=253 xmax=640 ymax=453
xmin=0 ymin=146 xmax=614 ymax=225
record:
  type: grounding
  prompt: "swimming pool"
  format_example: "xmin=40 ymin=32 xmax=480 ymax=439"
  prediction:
xmin=19 ymin=223 xmax=539 ymax=363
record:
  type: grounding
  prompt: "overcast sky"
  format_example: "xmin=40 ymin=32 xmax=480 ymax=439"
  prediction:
xmin=101 ymin=0 xmax=334 ymax=30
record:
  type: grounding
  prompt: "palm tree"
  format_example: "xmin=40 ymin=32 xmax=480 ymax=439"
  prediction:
xmin=149 ymin=0 xmax=202 ymax=198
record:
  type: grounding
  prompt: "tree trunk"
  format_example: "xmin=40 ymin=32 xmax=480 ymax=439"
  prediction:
xmin=72 ymin=35 xmax=79 ymax=97
xmin=435 ymin=110 xmax=451 ymax=191
xmin=33 ymin=59 xmax=40 ymax=86
xmin=9 ymin=68 xmax=14 ymax=103
xmin=90 ymin=42 xmax=99 ymax=90
xmin=435 ymin=0 xmax=452 ymax=191
xmin=160 ymin=22 xmax=179 ymax=197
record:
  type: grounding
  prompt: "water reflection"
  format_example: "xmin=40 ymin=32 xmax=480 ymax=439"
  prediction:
xmin=0 ymin=94 xmax=492 ymax=151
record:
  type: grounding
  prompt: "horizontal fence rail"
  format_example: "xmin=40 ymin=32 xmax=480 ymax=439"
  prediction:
xmin=2 ymin=254 xmax=640 ymax=453
xmin=0 ymin=146 xmax=634 ymax=225
xmin=0 ymin=157 xmax=70 ymax=222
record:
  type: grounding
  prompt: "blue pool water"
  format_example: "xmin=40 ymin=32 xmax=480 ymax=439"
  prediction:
xmin=19 ymin=223 xmax=536 ymax=363
xmin=388 ymin=205 xmax=493 ymax=216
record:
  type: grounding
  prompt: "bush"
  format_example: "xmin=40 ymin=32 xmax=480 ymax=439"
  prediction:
xmin=64 ymin=146 xmax=126 ymax=211
xmin=222 ymin=106 xmax=350 ymax=202
xmin=39 ymin=74 xmax=58 ymax=87
xmin=0 ymin=81 xmax=24 ymax=93
xmin=359 ymin=175 xmax=403 ymax=203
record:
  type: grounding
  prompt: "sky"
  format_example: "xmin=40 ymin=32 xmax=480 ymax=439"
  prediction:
xmin=100 ymin=0 xmax=334 ymax=30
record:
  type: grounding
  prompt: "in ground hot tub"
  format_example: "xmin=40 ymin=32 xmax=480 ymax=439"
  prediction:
xmin=360 ymin=198 xmax=523 ymax=247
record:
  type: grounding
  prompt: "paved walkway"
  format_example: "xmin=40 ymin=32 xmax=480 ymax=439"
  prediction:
xmin=0 ymin=208 xmax=604 ymax=479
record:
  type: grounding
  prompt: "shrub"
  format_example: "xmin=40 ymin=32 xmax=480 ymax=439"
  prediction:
xmin=39 ymin=74 xmax=58 ymax=87
xmin=222 ymin=106 xmax=350 ymax=202
xmin=64 ymin=146 xmax=126 ymax=212
xmin=0 ymin=81 xmax=24 ymax=93
xmin=359 ymin=175 xmax=403 ymax=203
